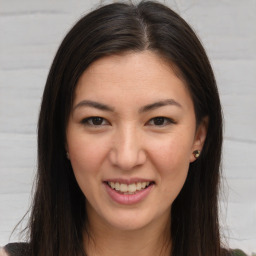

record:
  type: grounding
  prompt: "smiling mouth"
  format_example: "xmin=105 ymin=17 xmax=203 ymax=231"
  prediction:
xmin=105 ymin=181 xmax=154 ymax=194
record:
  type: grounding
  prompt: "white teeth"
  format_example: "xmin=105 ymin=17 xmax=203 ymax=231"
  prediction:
xmin=107 ymin=181 xmax=152 ymax=193
xmin=115 ymin=182 xmax=120 ymax=191
xmin=136 ymin=183 xmax=142 ymax=190
xmin=120 ymin=184 xmax=127 ymax=192
xmin=128 ymin=184 xmax=136 ymax=193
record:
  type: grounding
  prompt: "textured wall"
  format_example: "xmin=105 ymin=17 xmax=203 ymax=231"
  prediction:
xmin=0 ymin=0 xmax=255 ymax=254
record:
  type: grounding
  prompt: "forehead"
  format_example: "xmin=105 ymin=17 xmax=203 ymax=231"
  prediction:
xmin=74 ymin=51 xmax=193 ymax=110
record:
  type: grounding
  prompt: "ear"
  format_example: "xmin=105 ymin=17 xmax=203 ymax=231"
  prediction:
xmin=190 ymin=116 xmax=208 ymax=162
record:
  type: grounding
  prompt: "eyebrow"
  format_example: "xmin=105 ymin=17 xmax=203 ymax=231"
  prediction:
xmin=139 ymin=99 xmax=182 ymax=113
xmin=73 ymin=100 xmax=115 ymax=112
xmin=73 ymin=98 xmax=182 ymax=113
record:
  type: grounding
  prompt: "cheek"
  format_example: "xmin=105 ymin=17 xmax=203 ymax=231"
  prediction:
xmin=68 ymin=135 xmax=108 ymax=176
xmin=67 ymin=138 xmax=107 ymax=199
xmin=148 ymin=135 xmax=192 ymax=195
xmin=149 ymin=135 xmax=192 ymax=172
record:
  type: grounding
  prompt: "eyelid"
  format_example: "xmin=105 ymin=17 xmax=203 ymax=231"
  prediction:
xmin=81 ymin=116 xmax=110 ymax=126
xmin=146 ymin=117 xmax=176 ymax=126
xmin=80 ymin=116 xmax=175 ymax=127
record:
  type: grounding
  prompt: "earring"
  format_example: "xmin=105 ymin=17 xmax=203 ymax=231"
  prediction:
xmin=66 ymin=152 xmax=70 ymax=159
xmin=193 ymin=150 xmax=201 ymax=159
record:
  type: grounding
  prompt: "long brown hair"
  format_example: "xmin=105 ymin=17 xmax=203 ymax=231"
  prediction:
xmin=25 ymin=1 xmax=224 ymax=255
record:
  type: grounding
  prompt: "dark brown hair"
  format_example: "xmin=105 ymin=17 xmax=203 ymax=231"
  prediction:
xmin=25 ymin=1 xmax=224 ymax=255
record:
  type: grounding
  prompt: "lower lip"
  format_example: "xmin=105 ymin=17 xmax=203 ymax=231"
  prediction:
xmin=104 ymin=183 xmax=154 ymax=205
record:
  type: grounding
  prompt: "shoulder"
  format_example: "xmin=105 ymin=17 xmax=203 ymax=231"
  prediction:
xmin=0 ymin=243 xmax=30 ymax=256
xmin=0 ymin=247 xmax=9 ymax=256
xmin=231 ymin=249 xmax=248 ymax=256
xmin=222 ymin=248 xmax=248 ymax=256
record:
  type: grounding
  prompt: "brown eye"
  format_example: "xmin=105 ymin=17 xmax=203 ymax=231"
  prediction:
xmin=81 ymin=116 xmax=109 ymax=126
xmin=90 ymin=117 xmax=104 ymax=125
xmin=147 ymin=117 xmax=175 ymax=126
xmin=152 ymin=117 xmax=165 ymax=125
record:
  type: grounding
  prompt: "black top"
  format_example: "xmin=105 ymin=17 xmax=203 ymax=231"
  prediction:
xmin=2 ymin=242 xmax=248 ymax=256
xmin=2 ymin=243 xmax=30 ymax=256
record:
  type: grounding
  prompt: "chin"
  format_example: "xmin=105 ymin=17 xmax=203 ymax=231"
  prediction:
xmin=103 ymin=208 xmax=164 ymax=232
xmin=108 ymin=218 xmax=151 ymax=232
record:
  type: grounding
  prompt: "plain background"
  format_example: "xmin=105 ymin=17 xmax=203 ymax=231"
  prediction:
xmin=0 ymin=0 xmax=255 ymax=254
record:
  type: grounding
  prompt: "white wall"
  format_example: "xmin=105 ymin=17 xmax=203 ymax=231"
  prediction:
xmin=0 ymin=0 xmax=255 ymax=254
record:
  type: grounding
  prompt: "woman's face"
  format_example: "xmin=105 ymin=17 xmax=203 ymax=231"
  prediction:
xmin=66 ymin=51 xmax=207 ymax=232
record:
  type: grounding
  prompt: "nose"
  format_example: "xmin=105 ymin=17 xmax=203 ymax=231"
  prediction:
xmin=108 ymin=125 xmax=147 ymax=171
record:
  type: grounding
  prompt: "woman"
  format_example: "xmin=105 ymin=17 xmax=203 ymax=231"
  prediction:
xmin=1 ymin=1 xmax=247 ymax=256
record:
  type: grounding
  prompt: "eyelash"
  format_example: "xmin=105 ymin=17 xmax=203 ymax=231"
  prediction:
xmin=81 ymin=116 xmax=176 ymax=127
xmin=81 ymin=116 xmax=110 ymax=126
xmin=147 ymin=117 xmax=176 ymax=126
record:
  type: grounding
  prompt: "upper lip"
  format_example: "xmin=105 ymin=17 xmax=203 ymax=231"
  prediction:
xmin=104 ymin=178 xmax=155 ymax=185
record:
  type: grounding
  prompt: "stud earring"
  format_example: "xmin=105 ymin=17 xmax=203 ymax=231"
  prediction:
xmin=193 ymin=150 xmax=201 ymax=159
xmin=66 ymin=152 xmax=70 ymax=159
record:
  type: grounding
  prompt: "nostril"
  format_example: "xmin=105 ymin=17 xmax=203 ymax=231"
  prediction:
xmin=108 ymin=147 xmax=147 ymax=171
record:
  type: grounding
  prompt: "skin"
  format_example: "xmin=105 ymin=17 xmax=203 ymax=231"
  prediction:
xmin=0 ymin=247 xmax=8 ymax=256
xmin=66 ymin=51 xmax=207 ymax=256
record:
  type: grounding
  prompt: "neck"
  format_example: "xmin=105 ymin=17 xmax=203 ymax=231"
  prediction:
xmin=84 ymin=215 xmax=171 ymax=256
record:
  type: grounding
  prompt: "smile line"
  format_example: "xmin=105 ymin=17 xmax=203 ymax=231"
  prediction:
xmin=105 ymin=181 xmax=154 ymax=194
